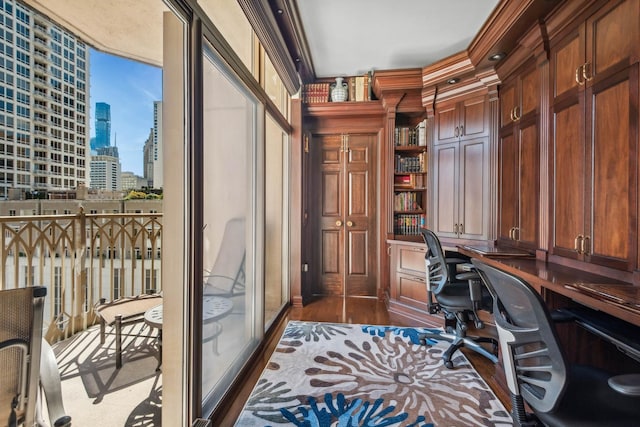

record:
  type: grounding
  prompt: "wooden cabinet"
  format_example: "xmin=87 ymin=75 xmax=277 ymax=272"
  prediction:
xmin=432 ymin=94 xmax=490 ymax=242
xmin=387 ymin=241 xmax=441 ymax=326
xmin=433 ymin=136 xmax=490 ymax=241
xmin=435 ymin=95 xmax=488 ymax=145
xmin=498 ymin=63 xmax=540 ymax=250
xmin=392 ymin=122 xmax=427 ymax=241
xmin=549 ymin=0 xmax=639 ymax=271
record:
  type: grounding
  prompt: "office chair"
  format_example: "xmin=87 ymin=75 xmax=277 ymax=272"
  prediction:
xmin=419 ymin=228 xmax=498 ymax=368
xmin=472 ymin=259 xmax=640 ymax=427
xmin=0 ymin=286 xmax=71 ymax=427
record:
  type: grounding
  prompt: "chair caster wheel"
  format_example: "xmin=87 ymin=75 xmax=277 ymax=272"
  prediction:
xmin=444 ymin=360 xmax=454 ymax=369
xmin=419 ymin=338 xmax=427 ymax=346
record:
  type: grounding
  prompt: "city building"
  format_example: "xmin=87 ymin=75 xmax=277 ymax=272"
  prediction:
xmin=91 ymin=101 xmax=110 ymax=150
xmin=142 ymin=127 xmax=153 ymax=187
xmin=89 ymin=146 xmax=120 ymax=191
xmin=0 ymin=1 xmax=89 ymax=198
xmin=120 ymin=170 xmax=146 ymax=190
xmin=152 ymin=101 xmax=162 ymax=188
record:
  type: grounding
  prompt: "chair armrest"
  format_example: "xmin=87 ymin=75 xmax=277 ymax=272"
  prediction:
xmin=608 ymin=374 xmax=640 ymax=396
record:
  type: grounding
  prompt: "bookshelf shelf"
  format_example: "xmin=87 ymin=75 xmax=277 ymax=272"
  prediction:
xmin=393 ymin=119 xmax=428 ymax=240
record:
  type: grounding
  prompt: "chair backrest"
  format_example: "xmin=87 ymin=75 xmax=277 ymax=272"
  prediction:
xmin=0 ymin=286 xmax=46 ymax=427
xmin=204 ymin=217 xmax=246 ymax=295
xmin=420 ymin=228 xmax=451 ymax=294
xmin=471 ymin=259 xmax=568 ymax=414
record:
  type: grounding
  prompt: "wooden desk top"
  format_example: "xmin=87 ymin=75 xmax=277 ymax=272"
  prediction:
xmin=457 ymin=246 xmax=640 ymax=328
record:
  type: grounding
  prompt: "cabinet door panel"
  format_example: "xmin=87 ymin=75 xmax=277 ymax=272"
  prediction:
xmin=500 ymin=84 xmax=516 ymax=128
xmin=518 ymin=123 xmax=539 ymax=247
xmin=498 ymin=132 xmax=517 ymax=241
xmin=590 ymin=77 xmax=630 ymax=266
xmin=460 ymin=139 xmax=488 ymax=239
xmin=553 ymin=34 xmax=582 ymax=99
xmin=553 ymin=101 xmax=584 ymax=255
xmin=434 ymin=144 xmax=458 ymax=237
xmin=589 ymin=0 xmax=639 ymax=78
xmin=436 ymin=103 xmax=458 ymax=143
xmin=520 ymin=67 xmax=539 ymax=117
xmin=461 ymin=96 xmax=487 ymax=139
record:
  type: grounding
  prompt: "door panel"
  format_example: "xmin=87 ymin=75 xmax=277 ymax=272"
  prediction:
xmin=589 ymin=0 xmax=638 ymax=78
xmin=498 ymin=132 xmax=517 ymax=242
xmin=460 ymin=139 xmax=487 ymax=238
xmin=312 ymin=133 xmax=377 ymax=296
xmin=553 ymin=34 xmax=582 ymax=99
xmin=590 ymin=77 xmax=630 ymax=266
xmin=461 ymin=96 xmax=487 ymax=139
xmin=434 ymin=143 xmax=458 ymax=237
xmin=521 ymin=68 xmax=539 ymax=117
xmin=435 ymin=103 xmax=458 ymax=143
xmin=344 ymin=134 xmax=376 ymax=296
xmin=500 ymin=84 xmax=516 ymax=128
xmin=519 ymin=123 xmax=539 ymax=246
xmin=553 ymin=101 xmax=584 ymax=256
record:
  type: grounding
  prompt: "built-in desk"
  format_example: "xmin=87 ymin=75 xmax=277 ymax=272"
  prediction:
xmin=458 ymin=245 xmax=640 ymax=371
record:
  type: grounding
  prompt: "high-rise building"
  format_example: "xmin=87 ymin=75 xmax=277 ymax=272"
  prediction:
xmin=92 ymin=102 xmax=110 ymax=150
xmin=142 ymin=128 xmax=153 ymax=187
xmin=152 ymin=101 xmax=162 ymax=189
xmin=0 ymin=2 xmax=89 ymax=198
xmin=90 ymin=149 xmax=120 ymax=191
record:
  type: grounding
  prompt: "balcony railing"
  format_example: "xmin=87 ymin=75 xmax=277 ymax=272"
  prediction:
xmin=0 ymin=209 xmax=162 ymax=343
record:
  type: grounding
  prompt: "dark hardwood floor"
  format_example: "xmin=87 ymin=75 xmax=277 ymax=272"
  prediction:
xmin=214 ymin=296 xmax=509 ymax=426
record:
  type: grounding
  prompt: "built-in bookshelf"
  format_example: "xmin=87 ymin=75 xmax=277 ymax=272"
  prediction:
xmin=302 ymin=72 xmax=373 ymax=104
xmin=393 ymin=119 xmax=427 ymax=240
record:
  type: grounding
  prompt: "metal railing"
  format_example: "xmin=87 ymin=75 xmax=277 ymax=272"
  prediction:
xmin=0 ymin=208 xmax=162 ymax=342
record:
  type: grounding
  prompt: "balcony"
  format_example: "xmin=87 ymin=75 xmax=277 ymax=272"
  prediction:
xmin=0 ymin=210 xmax=164 ymax=425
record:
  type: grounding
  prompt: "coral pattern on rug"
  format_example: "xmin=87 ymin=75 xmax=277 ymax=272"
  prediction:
xmin=235 ymin=321 xmax=512 ymax=426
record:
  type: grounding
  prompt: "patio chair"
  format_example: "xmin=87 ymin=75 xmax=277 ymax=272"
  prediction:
xmin=0 ymin=286 xmax=71 ymax=427
xmin=203 ymin=217 xmax=246 ymax=300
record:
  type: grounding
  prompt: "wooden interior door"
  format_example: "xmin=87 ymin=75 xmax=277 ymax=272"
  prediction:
xmin=311 ymin=133 xmax=377 ymax=297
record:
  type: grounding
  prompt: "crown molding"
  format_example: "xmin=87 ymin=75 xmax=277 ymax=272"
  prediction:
xmin=238 ymin=0 xmax=300 ymax=95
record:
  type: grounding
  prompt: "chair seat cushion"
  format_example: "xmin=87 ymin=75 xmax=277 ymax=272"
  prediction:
xmin=536 ymin=365 xmax=640 ymax=427
xmin=436 ymin=282 xmax=476 ymax=311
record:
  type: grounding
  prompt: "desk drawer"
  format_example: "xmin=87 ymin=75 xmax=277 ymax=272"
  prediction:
xmin=397 ymin=272 xmax=428 ymax=311
xmin=398 ymin=246 xmax=427 ymax=276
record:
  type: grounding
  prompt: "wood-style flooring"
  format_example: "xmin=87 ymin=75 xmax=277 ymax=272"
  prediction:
xmin=213 ymin=296 xmax=509 ymax=426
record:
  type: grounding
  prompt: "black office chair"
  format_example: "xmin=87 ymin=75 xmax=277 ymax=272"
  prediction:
xmin=472 ymin=259 xmax=640 ymax=427
xmin=419 ymin=228 xmax=498 ymax=368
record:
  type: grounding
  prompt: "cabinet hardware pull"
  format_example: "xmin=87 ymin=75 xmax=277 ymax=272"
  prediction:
xmin=346 ymin=221 xmax=354 ymax=227
xmin=510 ymin=108 xmax=515 ymax=122
xmin=415 ymin=276 xmax=425 ymax=283
xmin=514 ymin=227 xmax=519 ymax=241
xmin=454 ymin=224 xmax=459 ymax=234
xmin=575 ymin=65 xmax=585 ymax=85
xmin=454 ymin=126 xmax=459 ymax=137
xmin=459 ymin=223 xmax=464 ymax=234
xmin=574 ymin=234 xmax=584 ymax=253
xmin=459 ymin=124 xmax=464 ymax=136
xmin=582 ymin=235 xmax=590 ymax=255
xmin=582 ymin=62 xmax=593 ymax=82
xmin=513 ymin=106 xmax=520 ymax=121
xmin=336 ymin=220 xmax=343 ymax=227
xmin=509 ymin=227 xmax=514 ymax=239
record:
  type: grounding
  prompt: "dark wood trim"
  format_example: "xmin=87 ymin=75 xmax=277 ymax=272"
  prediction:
xmin=237 ymin=0 xmax=301 ymax=95
xmin=289 ymin=100 xmax=304 ymax=307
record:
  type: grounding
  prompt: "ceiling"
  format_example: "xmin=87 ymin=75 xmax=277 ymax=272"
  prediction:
xmin=294 ymin=0 xmax=500 ymax=78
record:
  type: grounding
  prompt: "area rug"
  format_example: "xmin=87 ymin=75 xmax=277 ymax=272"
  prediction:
xmin=235 ymin=321 xmax=512 ymax=426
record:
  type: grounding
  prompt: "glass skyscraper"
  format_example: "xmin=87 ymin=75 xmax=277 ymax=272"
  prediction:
xmin=92 ymin=101 xmax=111 ymax=150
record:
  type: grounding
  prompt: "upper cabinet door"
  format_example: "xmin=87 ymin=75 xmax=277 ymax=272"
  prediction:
xmin=586 ymin=0 xmax=639 ymax=80
xmin=552 ymin=29 xmax=583 ymax=100
xmin=500 ymin=83 xmax=517 ymax=129
xmin=519 ymin=67 xmax=539 ymax=118
xmin=435 ymin=102 xmax=459 ymax=144
xmin=460 ymin=95 xmax=488 ymax=140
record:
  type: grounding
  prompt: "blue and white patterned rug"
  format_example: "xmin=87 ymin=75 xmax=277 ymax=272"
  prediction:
xmin=235 ymin=321 xmax=512 ymax=426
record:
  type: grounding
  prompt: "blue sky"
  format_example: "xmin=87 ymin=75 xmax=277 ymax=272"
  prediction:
xmin=89 ymin=49 xmax=162 ymax=176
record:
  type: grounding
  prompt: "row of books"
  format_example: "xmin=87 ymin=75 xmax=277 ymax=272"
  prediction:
xmin=394 ymin=214 xmax=426 ymax=236
xmin=394 ymin=191 xmax=423 ymax=211
xmin=394 ymin=173 xmax=426 ymax=189
xmin=302 ymin=72 xmax=373 ymax=104
xmin=395 ymin=153 xmax=426 ymax=173
xmin=301 ymin=82 xmax=330 ymax=104
xmin=395 ymin=120 xmax=427 ymax=146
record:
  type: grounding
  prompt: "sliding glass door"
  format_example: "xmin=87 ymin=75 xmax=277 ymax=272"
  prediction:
xmin=200 ymin=39 xmax=262 ymax=414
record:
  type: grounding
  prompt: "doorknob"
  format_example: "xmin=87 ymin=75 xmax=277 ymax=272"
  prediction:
xmin=335 ymin=220 xmax=343 ymax=226
xmin=346 ymin=221 xmax=354 ymax=227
